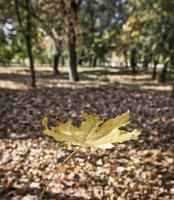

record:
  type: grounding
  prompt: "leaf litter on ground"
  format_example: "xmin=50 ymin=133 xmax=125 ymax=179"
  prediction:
xmin=0 ymin=72 xmax=174 ymax=200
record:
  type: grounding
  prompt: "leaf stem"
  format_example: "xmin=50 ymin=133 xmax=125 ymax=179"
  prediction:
xmin=39 ymin=147 xmax=80 ymax=200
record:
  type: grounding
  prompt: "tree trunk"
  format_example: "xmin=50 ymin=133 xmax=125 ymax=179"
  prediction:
xmin=61 ymin=55 xmax=64 ymax=67
xmin=130 ymin=48 xmax=137 ymax=74
xmin=68 ymin=34 xmax=79 ymax=81
xmin=26 ymin=0 xmax=36 ymax=88
xmin=159 ymin=62 xmax=168 ymax=83
xmin=14 ymin=0 xmax=36 ymax=87
xmin=143 ymin=60 xmax=148 ymax=72
xmin=52 ymin=38 xmax=62 ymax=74
xmin=124 ymin=50 xmax=128 ymax=68
xmin=67 ymin=0 xmax=79 ymax=81
xmin=53 ymin=53 xmax=60 ymax=75
xmin=143 ymin=53 xmax=150 ymax=72
xmin=152 ymin=59 xmax=158 ymax=80
xmin=26 ymin=35 xmax=36 ymax=87
xmin=92 ymin=56 xmax=97 ymax=67
xmin=78 ymin=57 xmax=82 ymax=65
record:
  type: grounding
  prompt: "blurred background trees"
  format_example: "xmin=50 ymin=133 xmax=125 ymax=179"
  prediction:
xmin=0 ymin=0 xmax=174 ymax=95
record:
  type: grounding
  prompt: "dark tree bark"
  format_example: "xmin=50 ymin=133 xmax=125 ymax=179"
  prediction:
xmin=68 ymin=32 xmax=79 ymax=81
xmin=25 ymin=0 xmax=36 ymax=87
xmin=152 ymin=59 xmax=158 ymax=80
xmin=159 ymin=61 xmax=168 ymax=83
xmin=143 ymin=60 xmax=149 ymax=71
xmin=130 ymin=48 xmax=137 ymax=74
xmin=92 ymin=56 xmax=97 ymax=67
xmin=52 ymin=38 xmax=62 ymax=75
xmin=78 ymin=58 xmax=83 ymax=66
xmin=143 ymin=53 xmax=150 ymax=72
xmin=124 ymin=50 xmax=128 ymax=68
xmin=67 ymin=0 xmax=79 ymax=81
xmin=60 ymin=0 xmax=83 ymax=81
xmin=14 ymin=0 xmax=36 ymax=88
xmin=25 ymin=35 xmax=36 ymax=87
xmin=53 ymin=53 xmax=60 ymax=74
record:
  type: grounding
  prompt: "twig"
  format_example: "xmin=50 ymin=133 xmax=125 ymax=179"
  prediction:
xmin=39 ymin=147 xmax=80 ymax=200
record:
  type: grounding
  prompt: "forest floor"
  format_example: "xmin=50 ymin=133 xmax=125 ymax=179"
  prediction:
xmin=0 ymin=65 xmax=174 ymax=200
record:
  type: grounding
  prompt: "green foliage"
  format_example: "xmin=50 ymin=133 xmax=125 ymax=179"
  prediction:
xmin=1 ymin=0 xmax=174 ymax=79
xmin=0 ymin=31 xmax=13 ymax=62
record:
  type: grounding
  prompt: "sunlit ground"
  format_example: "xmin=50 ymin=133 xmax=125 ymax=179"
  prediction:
xmin=0 ymin=65 xmax=173 ymax=91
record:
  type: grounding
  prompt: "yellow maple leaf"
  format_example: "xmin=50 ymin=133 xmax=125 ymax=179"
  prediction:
xmin=42 ymin=111 xmax=141 ymax=149
xmin=42 ymin=116 xmax=48 ymax=129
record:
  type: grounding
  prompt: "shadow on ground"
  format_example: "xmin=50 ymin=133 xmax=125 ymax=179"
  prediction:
xmin=0 ymin=86 xmax=173 ymax=151
xmin=0 ymin=187 xmax=89 ymax=200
